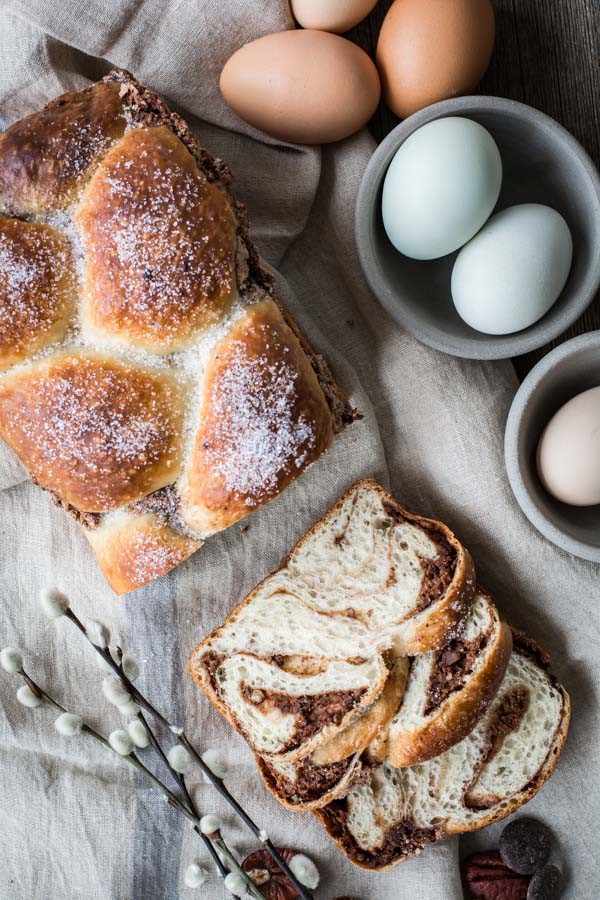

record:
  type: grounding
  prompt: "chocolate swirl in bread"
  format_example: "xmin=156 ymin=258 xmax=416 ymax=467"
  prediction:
xmin=316 ymin=638 xmax=569 ymax=870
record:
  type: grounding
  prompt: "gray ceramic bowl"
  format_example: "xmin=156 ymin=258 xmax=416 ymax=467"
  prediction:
xmin=356 ymin=96 xmax=600 ymax=359
xmin=505 ymin=331 xmax=600 ymax=561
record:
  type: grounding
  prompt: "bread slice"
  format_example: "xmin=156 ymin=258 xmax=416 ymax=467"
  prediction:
xmin=190 ymin=480 xmax=475 ymax=761
xmin=315 ymin=635 xmax=570 ymax=870
xmin=256 ymin=595 xmax=510 ymax=807
xmin=194 ymin=650 xmax=389 ymax=761
xmin=374 ymin=591 xmax=513 ymax=767
xmin=194 ymin=479 xmax=475 ymax=661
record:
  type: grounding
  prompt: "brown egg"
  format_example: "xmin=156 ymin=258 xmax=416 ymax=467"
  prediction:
xmin=291 ymin=0 xmax=379 ymax=34
xmin=376 ymin=0 xmax=495 ymax=119
xmin=220 ymin=30 xmax=381 ymax=144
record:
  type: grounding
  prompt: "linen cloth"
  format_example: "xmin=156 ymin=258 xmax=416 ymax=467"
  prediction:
xmin=0 ymin=2 xmax=597 ymax=898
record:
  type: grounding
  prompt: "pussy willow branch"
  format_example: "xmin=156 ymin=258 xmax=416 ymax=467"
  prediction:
xmin=17 ymin=667 xmax=264 ymax=899
xmin=106 ymin=670 xmax=262 ymax=898
xmin=73 ymin=620 xmax=267 ymax=900
xmin=135 ymin=708 xmax=200 ymax=833
xmin=65 ymin=607 xmax=314 ymax=900
xmin=133 ymin=707 xmax=228 ymax=883
xmin=20 ymin=668 xmax=185 ymax=810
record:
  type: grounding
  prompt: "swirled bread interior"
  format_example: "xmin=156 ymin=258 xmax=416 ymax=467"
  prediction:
xmin=317 ymin=642 xmax=569 ymax=869
xmin=190 ymin=481 xmax=568 ymax=868
xmin=378 ymin=591 xmax=512 ymax=767
xmin=257 ymin=752 xmax=362 ymax=811
xmin=207 ymin=652 xmax=388 ymax=759
xmin=190 ymin=480 xmax=475 ymax=762
xmin=194 ymin=480 xmax=474 ymax=664
xmin=274 ymin=593 xmax=510 ymax=806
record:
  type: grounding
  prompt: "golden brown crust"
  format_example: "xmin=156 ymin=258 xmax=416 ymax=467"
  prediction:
xmin=0 ymin=81 xmax=126 ymax=215
xmin=0 ymin=353 xmax=186 ymax=512
xmin=0 ymin=218 xmax=76 ymax=369
xmin=180 ymin=299 xmax=334 ymax=534
xmin=311 ymin=657 xmax=409 ymax=766
xmin=85 ymin=510 xmax=202 ymax=594
xmin=76 ymin=125 xmax=237 ymax=353
xmin=386 ymin=600 xmax=513 ymax=767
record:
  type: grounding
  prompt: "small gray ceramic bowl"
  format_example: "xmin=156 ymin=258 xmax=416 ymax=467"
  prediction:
xmin=356 ymin=96 xmax=600 ymax=359
xmin=505 ymin=331 xmax=600 ymax=562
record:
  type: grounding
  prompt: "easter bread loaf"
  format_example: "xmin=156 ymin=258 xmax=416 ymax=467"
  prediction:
xmin=0 ymin=70 xmax=353 ymax=594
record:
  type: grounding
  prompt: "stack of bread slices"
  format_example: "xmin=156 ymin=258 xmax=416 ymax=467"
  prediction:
xmin=190 ymin=479 xmax=570 ymax=870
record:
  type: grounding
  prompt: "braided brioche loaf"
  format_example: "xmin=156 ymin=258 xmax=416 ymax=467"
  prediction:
xmin=0 ymin=71 xmax=353 ymax=593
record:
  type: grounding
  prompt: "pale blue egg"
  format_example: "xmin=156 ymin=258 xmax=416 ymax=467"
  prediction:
xmin=451 ymin=204 xmax=573 ymax=335
xmin=381 ymin=117 xmax=502 ymax=261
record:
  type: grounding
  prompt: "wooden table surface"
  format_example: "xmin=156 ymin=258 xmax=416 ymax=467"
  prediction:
xmin=348 ymin=0 xmax=600 ymax=379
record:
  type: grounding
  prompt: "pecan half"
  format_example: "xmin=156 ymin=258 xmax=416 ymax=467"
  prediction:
xmin=462 ymin=850 xmax=530 ymax=900
xmin=242 ymin=848 xmax=299 ymax=900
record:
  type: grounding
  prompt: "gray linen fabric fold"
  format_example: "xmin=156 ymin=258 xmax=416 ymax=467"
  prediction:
xmin=0 ymin=3 xmax=596 ymax=898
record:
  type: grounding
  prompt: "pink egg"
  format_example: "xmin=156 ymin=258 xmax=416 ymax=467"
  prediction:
xmin=537 ymin=386 xmax=600 ymax=506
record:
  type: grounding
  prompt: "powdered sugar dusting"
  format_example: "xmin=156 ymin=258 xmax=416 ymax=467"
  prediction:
xmin=0 ymin=81 xmax=125 ymax=216
xmin=0 ymin=221 xmax=73 ymax=364
xmin=202 ymin=337 xmax=317 ymax=505
xmin=78 ymin=127 xmax=236 ymax=351
xmin=0 ymin=356 xmax=183 ymax=510
xmin=47 ymin=119 xmax=116 ymax=181
xmin=120 ymin=527 xmax=192 ymax=586
xmin=0 ymin=237 xmax=36 ymax=294
xmin=0 ymin=78 xmax=337 ymax=584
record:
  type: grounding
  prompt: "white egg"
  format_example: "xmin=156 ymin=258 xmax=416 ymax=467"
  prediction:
xmin=537 ymin=386 xmax=600 ymax=507
xmin=451 ymin=204 xmax=573 ymax=335
xmin=381 ymin=117 xmax=502 ymax=260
